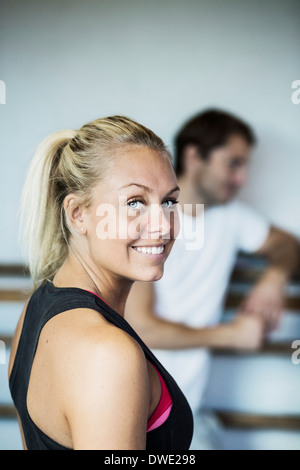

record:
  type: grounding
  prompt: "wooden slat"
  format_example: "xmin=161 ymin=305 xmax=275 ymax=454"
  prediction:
xmin=1 ymin=405 xmax=300 ymax=431
xmin=216 ymin=411 xmax=300 ymax=430
xmin=2 ymin=288 xmax=300 ymax=308
xmin=0 ymin=405 xmax=16 ymax=419
xmin=0 ymin=265 xmax=30 ymax=277
xmin=258 ymin=342 xmax=297 ymax=355
xmin=231 ymin=254 xmax=300 ymax=283
xmin=231 ymin=267 xmax=300 ymax=283
xmin=0 ymin=334 xmax=296 ymax=356
xmin=225 ymin=293 xmax=300 ymax=311
xmin=0 ymin=335 xmax=13 ymax=345
xmin=0 ymin=255 xmax=299 ymax=281
xmin=1 ymin=289 xmax=300 ymax=309
xmin=213 ymin=342 xmax=296 ymax=356
xmin=0 ymin=289 xmax=32 ymax=302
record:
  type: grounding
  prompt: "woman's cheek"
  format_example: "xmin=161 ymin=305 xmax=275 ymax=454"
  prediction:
xmin=172 ymin=210 xmax=181 ymax=240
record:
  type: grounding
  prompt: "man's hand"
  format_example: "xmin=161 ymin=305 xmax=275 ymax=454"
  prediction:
xmin=237 ymin=269 xmax=286 ymax=333
xmin=246 ymin=225 xmax=300 ymax=332
xmin=228 ymin=314 xmax=265 ymax=351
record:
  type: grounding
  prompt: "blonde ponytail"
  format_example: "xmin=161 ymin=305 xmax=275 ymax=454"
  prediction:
xmin=19 ymin=130 xmax=76 ymax=289
xmin=19 ymin=116 xmax=171 ymax=289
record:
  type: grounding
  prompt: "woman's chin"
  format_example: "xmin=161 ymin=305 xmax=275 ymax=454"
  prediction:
xmin=134 ymin=267 xmax=164 ymax=283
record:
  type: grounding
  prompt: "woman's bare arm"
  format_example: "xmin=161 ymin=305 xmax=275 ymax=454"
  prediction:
xmin=61 ymin=322 xmax=150 ymax=450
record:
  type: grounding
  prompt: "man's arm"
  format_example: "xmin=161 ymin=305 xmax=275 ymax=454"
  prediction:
xmin=238 ymin=226 xmax=300 ymax=330
xmin=125 ymin=281 xmax=264 ymax=351
xmin=255 ymin=226 xmax=300 ymax=277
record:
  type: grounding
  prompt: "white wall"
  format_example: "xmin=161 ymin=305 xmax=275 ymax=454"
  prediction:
xmin=1 ymin=0 xmax=300 ymax=262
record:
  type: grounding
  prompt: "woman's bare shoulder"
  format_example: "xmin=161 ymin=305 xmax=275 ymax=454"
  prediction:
xmin=50 ymin=308 xmax=150 ymax=449
xmin=43 ymin=306 xmax=147 ymax=387
xmin=9 ymin=302 xmax=144 ymax=380
xmin=45 ymin=306 xmax=143 ymax=355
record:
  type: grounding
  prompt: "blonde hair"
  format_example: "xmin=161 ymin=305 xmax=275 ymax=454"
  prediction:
xmin=19 ymin=115 xmax=171 ymax=289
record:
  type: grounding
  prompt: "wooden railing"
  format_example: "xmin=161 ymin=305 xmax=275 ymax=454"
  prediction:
xmin=216 ymin=411 xmax=300 ymax=430
xmin=1 ymin=405 xmax=300 ymax=430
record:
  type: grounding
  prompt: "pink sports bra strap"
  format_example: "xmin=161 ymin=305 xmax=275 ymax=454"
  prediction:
xmin=147 ymin=365 xmax=173 ymax=432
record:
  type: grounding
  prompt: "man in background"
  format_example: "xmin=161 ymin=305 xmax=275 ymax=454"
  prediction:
xmin=125 ymin=109 xmax=300 ymax=449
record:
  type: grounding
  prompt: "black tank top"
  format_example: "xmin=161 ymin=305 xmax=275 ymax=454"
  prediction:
xmin=9 ymin=280 xmax=193 ymax=450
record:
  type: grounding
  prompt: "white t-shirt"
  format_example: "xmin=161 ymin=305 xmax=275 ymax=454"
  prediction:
xmin=153 ymin=200 xmax=270 ymax=413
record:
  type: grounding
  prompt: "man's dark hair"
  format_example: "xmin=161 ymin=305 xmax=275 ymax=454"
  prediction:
xmin=174 ymin=109 xmax=256 ymax=176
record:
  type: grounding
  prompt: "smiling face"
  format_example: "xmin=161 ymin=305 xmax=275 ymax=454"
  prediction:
xmin=82 ymin=145 xmax=180 ymax=283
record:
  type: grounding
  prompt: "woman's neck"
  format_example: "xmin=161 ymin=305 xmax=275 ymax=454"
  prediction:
xmin=52 ymin=252 xmax=132 ymax=316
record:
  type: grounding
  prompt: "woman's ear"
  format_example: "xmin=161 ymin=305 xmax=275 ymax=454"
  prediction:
xmin=63 ymin=194 xmax=87 ymax=235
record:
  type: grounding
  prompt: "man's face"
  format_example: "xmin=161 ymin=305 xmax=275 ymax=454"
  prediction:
xmin=193 ymin=134 xmax=251 ymax=204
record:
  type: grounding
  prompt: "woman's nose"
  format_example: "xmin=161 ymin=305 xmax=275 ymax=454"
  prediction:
xmin=147 ymin=204 xmax=172 ymax=239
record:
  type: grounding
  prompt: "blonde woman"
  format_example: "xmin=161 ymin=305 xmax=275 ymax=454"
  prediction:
xmin=8 ymin=116 xmax=193 ymax=450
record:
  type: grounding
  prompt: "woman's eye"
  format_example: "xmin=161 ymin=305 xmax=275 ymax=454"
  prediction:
xmin=162 ymin=199 xmax=179 ymax=208
xmin=128 ymin=199 xmax=178 ymax=210
xmin=128 ymin=200 xmax=144 ymax=210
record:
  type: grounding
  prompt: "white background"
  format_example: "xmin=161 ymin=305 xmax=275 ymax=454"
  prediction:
xmin=0 ymin=0 xmax=300 ymax=262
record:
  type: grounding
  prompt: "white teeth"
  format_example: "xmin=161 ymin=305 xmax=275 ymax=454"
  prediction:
xmin=135 ymin=246 xmax=164 ymax=255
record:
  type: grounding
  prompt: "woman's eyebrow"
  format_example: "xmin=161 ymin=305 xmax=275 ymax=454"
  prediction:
xmin=120 ymin=183 xmax=180 ymax=195
xmin=165 ymin=185 xmax=180 ymax=196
